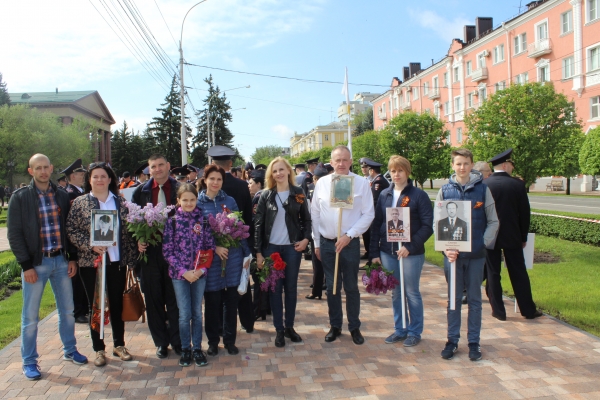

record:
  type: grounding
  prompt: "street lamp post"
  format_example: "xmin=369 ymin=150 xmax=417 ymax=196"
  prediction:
xmin=206 ymin=86 xmax=249 ymax=163
xmin=180 ymin=0 xmax=208 ymax=167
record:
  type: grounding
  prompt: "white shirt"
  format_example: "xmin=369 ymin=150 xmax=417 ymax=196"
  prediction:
xmin=92 ymin=192 xmax=120 ymax=262
xmin=311 ymin=172 xmax=374 ymax=248
xmin=392 ymin=188 xmax=401 ymax=207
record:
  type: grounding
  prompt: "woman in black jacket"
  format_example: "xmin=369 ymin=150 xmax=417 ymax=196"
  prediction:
xmin=254 ymin=157 xmax=311 ymax=348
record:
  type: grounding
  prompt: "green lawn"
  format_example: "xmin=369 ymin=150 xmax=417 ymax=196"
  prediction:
xmin=531 ymin=208 xmax=600 ymax=220
xmin=0 ymin=285 xmax=56 ymax=349
xmin=527 ymin=191 xmax=598 ymax=199
xmin=424 ymin=235 xmax=600 ymax=337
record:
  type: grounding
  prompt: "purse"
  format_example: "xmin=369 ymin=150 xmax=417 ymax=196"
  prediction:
xmin=122 ymin=267 xmax=146 ymax=323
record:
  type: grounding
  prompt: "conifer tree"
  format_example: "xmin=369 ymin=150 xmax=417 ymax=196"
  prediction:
xmin=0 ymin=73 xmax=10 ymax=106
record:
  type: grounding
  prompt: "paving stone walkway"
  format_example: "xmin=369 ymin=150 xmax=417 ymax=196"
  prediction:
xmin=1 ymin=260 xmax=600 ymax=399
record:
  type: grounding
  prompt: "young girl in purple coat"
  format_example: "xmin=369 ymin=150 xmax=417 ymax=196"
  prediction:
xmin=163 ymin=184 xmax=215 ymax=367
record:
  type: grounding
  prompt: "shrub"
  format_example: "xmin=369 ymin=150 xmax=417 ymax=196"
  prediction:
xmin=0 ymin=259 xmax=20 ymax=287
xmin=530 ymin=214 xmax=600 ymax=246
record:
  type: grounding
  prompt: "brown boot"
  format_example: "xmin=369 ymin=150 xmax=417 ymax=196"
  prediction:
xmin=112 ymin=346 xmax=133 ymax=361
xmin=94 ymin=351 xmax=106 ymax=367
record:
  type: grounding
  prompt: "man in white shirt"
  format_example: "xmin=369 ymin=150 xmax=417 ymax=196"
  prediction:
xmin=311 ymin=146 xmax=374 ymax=345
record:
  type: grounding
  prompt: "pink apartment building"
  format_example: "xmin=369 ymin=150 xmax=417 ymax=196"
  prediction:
xmin=372 ymin=0 xmax=600 ymax=148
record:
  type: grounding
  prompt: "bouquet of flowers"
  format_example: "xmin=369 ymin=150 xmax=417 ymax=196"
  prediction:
xmin=257 ymin=252 xmax=286 ymax=292
xmin=362 ymin=262 xmax=399 ymax=295
xmin=207 ymin=210 xmax=250 ymax=277
xmin=124 ymin=202 xmax=175 ymax=262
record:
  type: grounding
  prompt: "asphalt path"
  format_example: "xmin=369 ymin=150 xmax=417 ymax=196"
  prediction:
xmin=424 ymin=189 xmax=600 ymax=215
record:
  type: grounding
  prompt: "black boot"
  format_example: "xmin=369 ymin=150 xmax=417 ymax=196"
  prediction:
xmin=274 ymin=330 xmax=285 ymax=347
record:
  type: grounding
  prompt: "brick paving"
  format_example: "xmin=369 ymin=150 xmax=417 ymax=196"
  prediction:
xmin=1 ymin=260 xmax=600 ymax=399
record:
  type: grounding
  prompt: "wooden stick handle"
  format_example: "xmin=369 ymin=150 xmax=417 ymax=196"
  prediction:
xmin=333 ymin=209 xmax=343 ymax=295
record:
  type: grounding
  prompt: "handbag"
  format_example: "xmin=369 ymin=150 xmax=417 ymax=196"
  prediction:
xmin=122 ymin=267 xmax=146 ymax=323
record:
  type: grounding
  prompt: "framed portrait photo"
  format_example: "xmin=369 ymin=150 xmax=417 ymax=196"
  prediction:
xmin=434 ymin=200 xmax=471 ymax=252
xmin=386 ymin=207 xmax=410 ymax=243
xmin=90 ymin=209 xmax=118 ymax=247
xmin=329 ymin=174 xmax=354 ymax=209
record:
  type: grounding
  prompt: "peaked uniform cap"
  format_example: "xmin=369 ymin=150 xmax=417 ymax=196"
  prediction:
xmin=207 ymin=145 xmax=236 ymax=160
xmin=61 ymin=158 xmax=86 ymax=175
xmin=488 ymin=148 xmax=514 ymax=166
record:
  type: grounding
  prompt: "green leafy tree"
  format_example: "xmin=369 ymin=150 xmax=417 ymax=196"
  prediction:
xmin=251 ymin=145 xmax=285 ymax=166
xmin=351 ymin=108 xmax=374 ymax=137
xmin=465 ymin=82 xmax=582 ymax=190
xmin=288 ymin=147 xmax=334 ymax=168
xmin=110 ymin=121 xmax=150 ymax=176
xmin=191 ymin=75 xmax=235 ymax=167
xmin=546 ymin=130 xmax=584 ymax=195
xmin=0 ymin=73 xmax=9 ymax=106
xmin=351 ymin=130 xmax=389 ymax=172
xmin=379 ymin=111 xmax=450 ymax=189
xmin=580 ymin=127 xmax=600 ymax=176
xmin=146 ymin=75 xmax=190 ymax=166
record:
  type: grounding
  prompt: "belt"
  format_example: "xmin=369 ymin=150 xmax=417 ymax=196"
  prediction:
xmin=322 ymin=237 xmax=337 ymax=243
xmin=42 ymin=249 xmax=63 ymax=258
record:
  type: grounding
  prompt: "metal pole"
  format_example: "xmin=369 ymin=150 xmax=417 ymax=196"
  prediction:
xmin=179 ymin=41 xmax=187 ymax=166
xmin=207 ymin=102 xmax=212 ymax=164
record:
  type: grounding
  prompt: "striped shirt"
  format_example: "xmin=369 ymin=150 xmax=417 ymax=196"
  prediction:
xmin=36 ymin=186 xmax=62 ymax=252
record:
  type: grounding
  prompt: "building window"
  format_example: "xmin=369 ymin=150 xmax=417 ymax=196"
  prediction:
xmin=493 ymin=44 xmax=505 ymax=64
xmin=444 ymin=101 xmax=450 ymax=115
xmin=590 ymin=46 xmax=600 ymax=71
xmin=423 ymin=82 xmax=429 ymax=95
xmin=444 ymin=72 xmax=449 ymax=87
xmin=466 ymin=61 xmax=472 ymax=76
xmin=457 ymin=127 xmax=463 ymax=143
xmin=592 ymin=96 xmax=600 ymax=119
xmin=589 ymin=0 xmax=599 ymax=22
xmin=539 ymin=65 xmax=550 ymax=82
xmin=514 ymin=33 xmax=527 ymax=54
xmin=477 ymin=53 xmax=486 ymax=68
xmin=562 ymin=10 xmax=572 ymax=34
xmin=454 ymin=66 xmax=460 ymax=83
xmin=515 ymin=72 xmax=529 ymax=84
xmin=393 ymin=96 xmax=398 ymax=110
xmin=563 ymin=57 xmax=575 ymax=79
xmin=406 ymin=91 xmax=411 ymax=103
xmin=325 ymin=134 xmax=329 ymax=141
xmin=479 ymin=87 xmax=487 ymax=105
xmin=413 ymin=87 xmax=419 ymax=100
xmin=433 ymin=76 xmax=439 ymax=89
xmin=468 ymin=92 xmax=474 ymax=108
xmin=536 ymin=21 xmax=548 ymax=40
xmin=454 ymin=96 xmax=462 ymax=112
xmin=434 ymin=104 xmax=440 ymax=119
xmin=495 ymin=81 xmax=506 ymax=91
xmin=446 ymin=131 xmax=451 ymax=143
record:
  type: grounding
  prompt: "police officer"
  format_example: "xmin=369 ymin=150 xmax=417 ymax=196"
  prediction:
xmin=300 ymin=157 xmax=319 ymax=196
xmin=255 ymin=164 xmax=267 ymax=171
xmin=60 ymin=159 xmax=89 ymax=324
xmin=183 ymin=164 xmax=199 ymax=186
xmin=134 ymin=163 xmax=149 ymax=185
xmin=360 ymin=158 xmax=390 ymax=261
xmin=485 ymin=149 xmax=542 ymax=321
xmin=170 ymin=166 xmax=190 ymax=183
xmin=206 ymin=145 xmax=255 ymax=334
xmin=359 ymin=157 xmax=373 ymax=182
xmin=57 ymin=175 xmax=68 ymax=189
xmin=294 ymin=163 xmax=307 ymax=185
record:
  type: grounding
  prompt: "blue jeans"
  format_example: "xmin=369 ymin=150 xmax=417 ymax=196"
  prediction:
xmin=172 ymin=277 xmax=206 ymax=351
xmin=443 ymin=256 xmax=485 ymax=344
xmin=380 ymin=252 xmax=425 ymax=339
xmin=320 ymin=236 xmax=361 ymax=331
xmin=21 ymin=256 xmax=77 ymax=365
xmin=264 ymin=244 xmax=302 ymax=331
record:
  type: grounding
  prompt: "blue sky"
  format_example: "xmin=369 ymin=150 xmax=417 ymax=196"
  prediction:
xmin=2 ymin=0 xmax=524 ymax=163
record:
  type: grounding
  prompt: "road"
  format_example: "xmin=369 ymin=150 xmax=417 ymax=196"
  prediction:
xmin=424 ymin=189 xmax=600 ymax=214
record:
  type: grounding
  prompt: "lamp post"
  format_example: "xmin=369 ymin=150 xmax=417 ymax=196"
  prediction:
xmin=180 ymin=0 xmax=208 ymax=167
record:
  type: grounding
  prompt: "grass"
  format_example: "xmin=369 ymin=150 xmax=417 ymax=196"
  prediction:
xmin=527 ymin=191 xmax=598 ymax=198
xmin=0 ymin=284 xmax=56 ymax=349
xmin=424 ymin=235 xmax=600 ymax=337
xmin=531 ymin=208 xmax=600 ymax=220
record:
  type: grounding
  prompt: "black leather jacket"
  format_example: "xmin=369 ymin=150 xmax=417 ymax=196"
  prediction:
xmin=253 ymin=185 xmax=311 ymax=253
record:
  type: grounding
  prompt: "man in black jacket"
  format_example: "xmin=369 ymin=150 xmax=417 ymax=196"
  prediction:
xmin=485 ymin=149 xmax=541 ymax=321
xmin=207 ymin=146 xmax=255 ymax=333
xmin=131 ymin=154 xmax=181 ymax=358
xmin=8 ymin=154 xmax=87 ymax=380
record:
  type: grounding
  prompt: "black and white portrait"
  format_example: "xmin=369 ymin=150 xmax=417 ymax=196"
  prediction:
xmin=90 ymin=210 xmax=118 ymax=246
xmin=434 ymin=200 xmax=471 ymax=252
xmin=386 ymin=207 xmax=410 ymax=243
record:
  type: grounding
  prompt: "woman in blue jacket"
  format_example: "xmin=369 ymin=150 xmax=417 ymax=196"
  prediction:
xmin=370 ymin=155 xmax=433 ymax=348
xmin=197 ymin=165 xmax=251 ymax=357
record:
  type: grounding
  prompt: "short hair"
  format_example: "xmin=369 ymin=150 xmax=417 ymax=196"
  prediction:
xmin=198 ymin=164 xmax=226 ymax=191
xmin=451 ymin=148 xmax=474 ymax=163
xmin=177 ymin=183 xmax=198 ymax=199
xmin=266 ymin=157 xmax=297 ymax=190
xmin=387 ymin=155 xmax=412 ymax=176
xmin=212 ymin=159 xmax=232 ymax=169
xmin=331 ymin=145 xmax=352 ymax=159
xmin=369 ymin=166 xmax=381 ymax=173
xmin=29 ymin=154 xmax=50 ymax=168
xmin=473 ymin=161 xmax=491 ymax=172
xmin=99 ymin=215 xmax=111 ymax=223
xmin=446 ymin=201 xmax=458 ymax=209
xmin=122 ymin=171 xmax=130 ymax=178
xmin=148 ymin=154 xmax=167 ymax=163
xmin=249 ymin=175 xmax=264 ymax=188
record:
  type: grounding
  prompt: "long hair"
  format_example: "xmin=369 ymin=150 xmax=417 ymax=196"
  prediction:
xmin=197 ymin=164 xmax=226 ymax=191
xmin=85 ymin=162 xmax=120 ymax=196
xmin=265 ymin=157 xmax=296 ymax=190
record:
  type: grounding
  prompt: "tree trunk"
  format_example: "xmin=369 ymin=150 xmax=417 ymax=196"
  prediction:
xmin=430 ymin=179 xmax=433 ymax=189
xmin=566 ymin=177 xmax=571 ymax=195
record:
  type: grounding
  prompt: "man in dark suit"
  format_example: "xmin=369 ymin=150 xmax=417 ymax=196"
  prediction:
xmin=484 ymin=149 xmax=541 ymax=320
xmin=437 ymin=202 xmax=468 ymax=241
xmin=207 ymin=146 xmax=254 ymax=334
xmin=93 ymin=215 xmax=114 ymax=242
xmin=387 ymin=208 xmax=404 ymax=236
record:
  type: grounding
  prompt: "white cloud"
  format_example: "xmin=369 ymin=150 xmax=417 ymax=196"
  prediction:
xmin=271 ymin=124 xmax=294 ymax=139
xmin=408 ymin=9 xmax=470 ymax=42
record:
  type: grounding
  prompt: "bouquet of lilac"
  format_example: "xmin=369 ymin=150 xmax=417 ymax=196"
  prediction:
xmin=124 ymin=201 xmax=175 ymax=262
xmin=207 ymin=210 xmax=250 ymax=277
xmin=362 ymin=262 xmax=400 ymax=295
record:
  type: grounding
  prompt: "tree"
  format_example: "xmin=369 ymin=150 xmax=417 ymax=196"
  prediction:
xmin=110 ymin=121 xmax=150 ymax=176
xmin=546 ymin=130 xmax=584 ymax=195
xmin=580 ymin=127 xmax=600 ymax=176
xmin=465 ymin=82 xmax=583 ymax=190
xmin=378 ymin=111 xmax=450 ymax=189
xmin=288 ymin=147 xmax=334 ymax=169
xmin=191 ymin=75 xmax=235 ymax=167
xmin=351 ymin=108 xmax=374 ymax=137
xmin=351 ymin=130 xmax=389 ymax=171
xmin=251 ymin=145 xmax=285 ymax=166
xmin=146 ymin=75 xmax=190 ymax=166
xmin=0 ymin=73 xmax=9 ymax=106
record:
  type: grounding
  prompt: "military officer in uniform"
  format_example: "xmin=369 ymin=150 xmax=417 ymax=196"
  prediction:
xmin=294 ymin=163 xmax=307 ymax=185
xmin=183 ymin=164 xmax=199 ymax=186
xmin=255 ymin=164 xmax=267 ymax=171
xmin=300 ymin=157 xmax=319 ymax=196
xmin=61 ymin=159 xmax=89 ymax=324
xmin=485 ymin=149 xmax=542 ymax=321
xmin=207 ymin=145 xmax=255 ymax=334
xmin=360 ymin=158 xmax=389 ymax=261
xmin=57 ymin=175 xmax=68 ymax=189
xmin=359 ymin=157 xmax=373 ymax=182
xmin=134 ymin=163 xmax=150 ymax=185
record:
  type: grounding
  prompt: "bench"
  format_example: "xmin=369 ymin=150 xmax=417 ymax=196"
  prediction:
xmin=546 ymin=179 xmax=564 ymax=191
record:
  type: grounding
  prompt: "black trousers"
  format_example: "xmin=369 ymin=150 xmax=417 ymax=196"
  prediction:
xmin=310 ymin=240 xmax=324 ymax=297
xmin=486 ymin=248 xmax=537 ymax=317
xmin=79 ymin=263 xmax=127 ymax=351
xmin=205 ymin=287 xmax=238 ymax=346
xmin=238 ymin=284 xmax=255 ymax=331
xmin=139 ymin=245 xmax=181 ymax=348
xmin=362 ymin=229 xmax=371 ymax=258
xmin=72 ymin=270 xmax=90 ymax=319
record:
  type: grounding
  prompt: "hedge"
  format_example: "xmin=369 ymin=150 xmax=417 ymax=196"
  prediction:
xmin=530 ymin=213 xmax=600 ymax=246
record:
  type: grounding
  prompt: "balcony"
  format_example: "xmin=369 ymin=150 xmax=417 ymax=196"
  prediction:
xmin=470 ymin=67 xmax=488 ymax=82
xmin=528 ymin=38 xmax=552 ymax=58
xmin=378 ymin=111 xmax=387 ymax=120
xmin=427 ymin=89 xmax=441 ymax=100
xmin=402 ymin=103 xmax=411 ymax=111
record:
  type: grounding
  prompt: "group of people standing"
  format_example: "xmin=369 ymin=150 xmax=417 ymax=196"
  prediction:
xmin=8 ymin=143 xmax=541 ymax=381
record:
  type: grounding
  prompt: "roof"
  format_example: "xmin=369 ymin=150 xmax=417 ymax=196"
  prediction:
xmin=9 ymin=90 xmax=96 ymax=104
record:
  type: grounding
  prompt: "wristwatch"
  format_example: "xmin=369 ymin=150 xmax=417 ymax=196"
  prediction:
xmin=345 ymin=232 xmax=353 ymax=239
